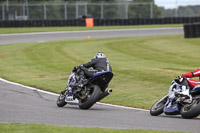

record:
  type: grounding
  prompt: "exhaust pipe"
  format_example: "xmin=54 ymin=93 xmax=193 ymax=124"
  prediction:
xmin=98 ymin=89 xmax=112 ymax=101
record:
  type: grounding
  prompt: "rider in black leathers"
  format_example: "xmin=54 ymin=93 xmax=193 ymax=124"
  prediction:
xmin=79 ymin=52 xmax=112 ymax=77
xmin=61 ymin=52 xmax=112 ymax=94
xmin=75 ymin=52 xmax=112 ymax=86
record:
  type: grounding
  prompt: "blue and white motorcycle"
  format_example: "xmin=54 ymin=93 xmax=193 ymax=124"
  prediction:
xmin=57 ymin=67 xmax=113 ymax=109
xmin=150 ymin=78 xmax=200 ymax=119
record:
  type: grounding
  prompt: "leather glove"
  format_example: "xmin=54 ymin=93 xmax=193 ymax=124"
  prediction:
xmin=72 ymin=66 xmax=79 ymax=72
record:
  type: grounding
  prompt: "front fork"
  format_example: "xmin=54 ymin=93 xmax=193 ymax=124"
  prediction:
xmin=63 ymin=87 xmax=74 ymax=102
xmin=65 ymin=86 xmax=87 ymax=100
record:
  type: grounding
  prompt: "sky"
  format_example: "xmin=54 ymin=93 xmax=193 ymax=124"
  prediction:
xmin=154 ymin=0 xmax=200 ymax=9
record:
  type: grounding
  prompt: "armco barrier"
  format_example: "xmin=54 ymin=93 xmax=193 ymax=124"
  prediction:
xmin=0 ymin=17 xmax=200 ymax=27
xmin=184 ymin=23 xmax=200 ymax=38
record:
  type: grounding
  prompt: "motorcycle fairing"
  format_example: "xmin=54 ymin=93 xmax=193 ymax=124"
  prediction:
xmin=67 ymin=72 xmax=77 ymax=87
xmin=163 ymin=81 xmax=180 ymax=115
xmin=164 ymin=98 xmax=180 ymax=115
xmin=190 ymin=85 xmax=200 ymax=95
xmin=191 ymin=85 xmax=200 ymax=91
xmin=90 ymin=71 xmax=113 ymax=91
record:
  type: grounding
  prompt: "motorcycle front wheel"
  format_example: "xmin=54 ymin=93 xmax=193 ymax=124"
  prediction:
xmin=57 ymin=94 xmax=67 ymax=107
xmin=150 ymin=94 xmax=168 ymax=116
xmin=180 ymin=98 xmax=200 ymax=119
xmin=79 ymin=85 xmax=101 ymax=110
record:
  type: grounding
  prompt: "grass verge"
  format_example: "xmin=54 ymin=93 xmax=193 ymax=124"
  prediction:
xmin=0 ymin=123 xmax=188 ymax=133
xmin=0 ymin=24 xmax=182 ymax=34
xmin=0 ymin=34 xmax=200 ymax=109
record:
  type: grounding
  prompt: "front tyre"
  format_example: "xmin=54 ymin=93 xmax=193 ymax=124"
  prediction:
xmin=79 ymin=85 xmax=101 ymax=110
xmin=57 ymin=94 xmax=67 ymax=107
xmin=150 ymin=94 xmax=168 ymax=116
xmin=180 ymin=99 xmax=200 ymax=119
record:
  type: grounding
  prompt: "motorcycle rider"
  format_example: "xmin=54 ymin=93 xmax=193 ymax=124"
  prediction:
xmin=61 ymin=52 xmax=112 ymax=94
xmin=76 ymin=52 xmax=112 ymax=85
xmin=175 ymin=68 xmax=200 ymax=101
xmin=181 ymin=68 xmax=200 ymax=88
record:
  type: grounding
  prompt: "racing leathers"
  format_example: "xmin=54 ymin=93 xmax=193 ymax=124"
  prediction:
xmin=181 ymin=68 xmax=200 ymax=89
xmin=173 ymin=68 xmax=200 ymax=101
xmin=61 ymin=54 xmax=112 ymax=94
xmin=79 ymin=57 xmax=112 ymax=79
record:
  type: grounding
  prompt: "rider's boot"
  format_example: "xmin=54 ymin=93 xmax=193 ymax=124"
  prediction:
xmin=61 ymin=89 xmax=67 ymax=95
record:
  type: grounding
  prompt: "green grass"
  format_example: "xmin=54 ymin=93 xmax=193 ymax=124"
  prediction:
xmin=0 ymin=24 xmax=182 ymax=34
xmin=0 ymin=123 xmax=188 ymax=133
xmin=1 ymin=34 xmax=200 ymax=109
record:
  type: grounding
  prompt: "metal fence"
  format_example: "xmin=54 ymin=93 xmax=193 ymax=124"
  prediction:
xmin=0 ymin=2 xmax=200 ymax=21
xmin=0 ymin=2 xmax=154 ymax=21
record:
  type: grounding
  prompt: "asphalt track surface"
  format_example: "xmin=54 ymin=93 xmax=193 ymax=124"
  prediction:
xmin=0 ymin=27 xmax=183 ymax=45
xmin=1 ymin=27 xmax=200 ymax=132
xmin=1 ymin=79 xmax=200 ymax=133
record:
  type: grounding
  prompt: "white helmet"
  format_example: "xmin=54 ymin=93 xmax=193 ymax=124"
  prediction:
xmin=94 ymin=52 xmax=106 ymax=59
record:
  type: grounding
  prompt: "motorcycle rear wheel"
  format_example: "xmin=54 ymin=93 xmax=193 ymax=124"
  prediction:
xmin=79 ymin=85 xmax=101 ymax=110
xmin=150 ymin=94 xmax=168 ymax=116
xmin=180 ymin=99 xmax=200 ymax=119
xmin=57 ymin=94 xmax=67 ymax=107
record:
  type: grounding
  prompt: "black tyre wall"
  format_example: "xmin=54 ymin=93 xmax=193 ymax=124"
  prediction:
xmin=79 ymin=85 xmax=101 ymax=110
xmin=180 ymin=100 xmax=200 ymax=119
xmin=150 ymin=95 xmax=168 ymax=116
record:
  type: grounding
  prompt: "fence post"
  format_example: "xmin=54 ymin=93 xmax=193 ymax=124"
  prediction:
xmin=43 ymin=2 xmax=46 ymax=20
xmin=26 ymin=0 xmax=29 ymax=20
xmin=125 ymin=2 xmax=128 ymax=19
xmin=85 ymin=3 xmax=87 ymax=16
xmin=150 ymin=2 xmax=153 ymax=18
xmin=76 ymin=2 xmax=78 ymax=19
xmin=2 ymin=3 xmax=5 ymax=20
xmin=23 ymin=3 xmax=25 ymax=17
xmin=101 ymin=3 xmax=103 ymax=19
xmin=64 ymin=2 xmax=67 ymax=20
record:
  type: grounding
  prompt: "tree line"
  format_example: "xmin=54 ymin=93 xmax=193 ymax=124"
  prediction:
xmin=161 ymin=5 xmax=200 ymax=17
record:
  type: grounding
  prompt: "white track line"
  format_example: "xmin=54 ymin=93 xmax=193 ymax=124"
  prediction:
xmin=0 ymin=78 xmax=58 ymax=96
xmin=0 ymin=78 xmax=149 ymax=112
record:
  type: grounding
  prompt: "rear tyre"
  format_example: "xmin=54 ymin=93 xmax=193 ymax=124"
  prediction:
xmin=79 ymin=85 xmax=101 ymax=110
xmin=57 ymin=94 xmax=67 ymax=107
xmin=150 ymin=94 xmax=168 ymax=116
xmin=180 ymin=99 xmax=200 ymax=119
